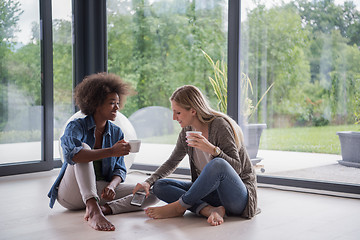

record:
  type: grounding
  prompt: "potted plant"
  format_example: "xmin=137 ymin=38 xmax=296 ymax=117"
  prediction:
xmin=336 ymin=93 xmax=360 ymax=168
xmin=202 ymin=50 xmax=274 ymax=160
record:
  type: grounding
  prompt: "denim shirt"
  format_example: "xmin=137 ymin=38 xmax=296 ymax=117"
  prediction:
xmin=47 ymin=115 xmax=127 ymax=208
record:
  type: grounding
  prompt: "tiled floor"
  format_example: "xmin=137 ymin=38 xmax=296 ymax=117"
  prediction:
xmin=0 ymin=169 xmax=359 ymax=240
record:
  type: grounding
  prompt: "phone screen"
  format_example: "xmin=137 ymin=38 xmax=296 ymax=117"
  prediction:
xmin=130 ymin=192 xmax=146 ymax=206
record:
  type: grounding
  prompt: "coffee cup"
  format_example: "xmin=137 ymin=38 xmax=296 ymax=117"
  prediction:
xmin=186 ymin=131 xmax=202 ymax=146
xmin=186 ymin=131 xmax=202 ymax=136
xmin=129 ymin=140 xmax=141 ymax=153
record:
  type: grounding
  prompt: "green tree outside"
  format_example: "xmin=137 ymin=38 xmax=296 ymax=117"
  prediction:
xmin=1 ymin=0 xmax=359 ymax=154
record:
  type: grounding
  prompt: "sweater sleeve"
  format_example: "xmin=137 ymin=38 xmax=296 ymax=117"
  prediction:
xmin=211 ymin=118 xmax=258 ymax=219
xmin=211 ymin=118 xmax=243 ymax=173
xmin=145 ymin=130 xmax=187 ymax=186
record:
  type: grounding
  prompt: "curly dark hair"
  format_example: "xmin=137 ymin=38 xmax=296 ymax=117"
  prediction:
xmin=74 ymin=72 xmax=133 ymax=115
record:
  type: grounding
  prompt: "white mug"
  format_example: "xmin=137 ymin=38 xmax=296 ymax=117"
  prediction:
xmin=129 ymin=140 xmax=141 ymax=153
xmin=186 ymin=131 xmax=202 ymax=136
xmin=186 ymin=131 xmax=202 ymax=143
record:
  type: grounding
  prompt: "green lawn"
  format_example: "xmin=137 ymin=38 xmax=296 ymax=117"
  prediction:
xmin=143 ymin=124 xmax=360 ymax=155
xmin=2 ymin=124 xmax=357 ymax=155
xmin=260 ymin=124 xmax=360 ymax=154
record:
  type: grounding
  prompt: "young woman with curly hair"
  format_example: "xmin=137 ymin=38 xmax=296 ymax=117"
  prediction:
xmin=48 ymin=73 xmax=158 ymax=231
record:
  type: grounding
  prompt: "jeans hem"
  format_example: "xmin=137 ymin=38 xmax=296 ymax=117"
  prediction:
xmin=195 ymin=202 xmax=209 ymax=216
xmin=179 ymin=197 xmax=191 ymax=209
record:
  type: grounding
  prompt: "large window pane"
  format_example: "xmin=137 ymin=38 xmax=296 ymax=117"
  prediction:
xmin=52 ymin=0 xmax=72 ymax=160
xmin=240 ymin=0 xmax=360 ymax=185
xmin=0 ymin=0 xmax=41 ymax=165
xmin=107 ymin=0 xmax=228 ymax=167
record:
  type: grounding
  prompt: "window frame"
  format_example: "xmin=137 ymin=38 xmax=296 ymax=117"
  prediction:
xmin=1 ymin=0 xmax=358 ymax=196
xmin=227 ymin=0 xmax=360 ymax=195
xmin=0 ymin=0 xmax=56 ymax=176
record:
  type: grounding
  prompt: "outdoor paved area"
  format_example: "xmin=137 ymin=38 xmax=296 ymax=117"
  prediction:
xmin=1 ymin=142 xmax=359 ymax=185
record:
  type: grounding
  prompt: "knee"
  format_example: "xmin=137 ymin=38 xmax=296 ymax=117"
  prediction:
xmin=82 ymin=142 xmax=91 ymax=150
xmin=152 ymin=179 xmax=167 ymax=196
xmin=201 ymin=158 xmax=230 ymax=176
xmin=207 ymin=157 xmax=229 ymax=170
xmin=73 ymin=161 xmax=94 ymax=173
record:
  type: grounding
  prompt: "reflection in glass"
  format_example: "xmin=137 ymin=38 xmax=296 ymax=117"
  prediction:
xmin=240 ymin=0 xmax=360 ymax=185
xmin=52 ymin=0 xmax=72 ymax=160
xmin=0 ymin=0 xmax=41 ymax=164
xmin=107 ymin=0 xmax=228 ymax=167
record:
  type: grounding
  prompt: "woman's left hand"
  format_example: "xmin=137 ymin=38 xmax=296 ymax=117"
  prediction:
xmin=101 ymin=185 xmax=116 ymax=201
xmin=186 ymin=133 xmax=215 ymax=155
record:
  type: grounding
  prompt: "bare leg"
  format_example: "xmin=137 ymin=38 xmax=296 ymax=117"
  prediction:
xmin=199 ymin=205 xmax=226 ymax=226
xmin=145 ymin=200 xmax=186 ymax=219
xmin=84 ymin=198 xmax=115 ymax=231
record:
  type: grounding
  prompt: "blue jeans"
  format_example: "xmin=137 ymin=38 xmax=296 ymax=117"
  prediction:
xmin=153 ymin=158 xmax=248 ymax=215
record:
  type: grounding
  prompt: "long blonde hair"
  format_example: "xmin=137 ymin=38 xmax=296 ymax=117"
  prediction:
xmin=170 ymin=85 xmax=244 ymax=149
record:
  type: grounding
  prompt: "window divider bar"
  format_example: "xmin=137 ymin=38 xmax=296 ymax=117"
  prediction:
xmin=40 ymin=0 xmax=54 ymax=170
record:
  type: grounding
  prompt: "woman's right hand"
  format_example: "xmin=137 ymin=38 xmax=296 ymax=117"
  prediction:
xmin=133 ymin=182 xmax=151 ymax=197
xmin=111 ymin=139 xmax=130 ymax=157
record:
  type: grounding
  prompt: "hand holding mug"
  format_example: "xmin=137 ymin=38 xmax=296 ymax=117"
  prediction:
xmin=186 ymin=131 xmax=214 ymax=154
xmin=111 ymin=139 xmax=130 ymax=156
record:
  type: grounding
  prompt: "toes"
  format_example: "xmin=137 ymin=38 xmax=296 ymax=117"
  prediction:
xmin=98 ymin=222 xmax=115 ymax=231
xmin=105 ymin=223 xmax=115 ymax=231
xmin=145 ymin=209 xmax=155 ymax=218
xmin=207 ymin=212 xmax=224 ymax=226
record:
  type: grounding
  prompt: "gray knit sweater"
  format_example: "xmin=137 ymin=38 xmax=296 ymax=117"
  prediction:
xmin=145 ymin=117 xmax=258 ymax=219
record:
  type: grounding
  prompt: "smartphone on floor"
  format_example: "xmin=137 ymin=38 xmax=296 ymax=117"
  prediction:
xmin=130 ymin=191 xmax=146 ymax=207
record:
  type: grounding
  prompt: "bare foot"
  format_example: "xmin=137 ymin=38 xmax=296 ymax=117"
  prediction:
xmin=84 ymin=199 xmax=115 ymax=231
xmin=200 ymin=205 xmax=226 ymax=226
xmin=145 ymin=200 xmax=186 ymax=219
xmin=84 ymin=207 xmax=90 ymax=221
xmin=100 ymin=204 xmax=112 ymax=215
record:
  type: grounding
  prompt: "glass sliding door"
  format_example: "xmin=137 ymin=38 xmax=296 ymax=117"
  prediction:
xmin=107 ymin=0 xmax=228 ymax=169
xmin=52 ymin=0 xmax=72 ymax=162
xmin=0 ymin=0 xmax=53 ymax=176
xmin=239 ymin=0 xmax=360 ymax=189
xmin=0 ymin=0 xmax=42 ymax=165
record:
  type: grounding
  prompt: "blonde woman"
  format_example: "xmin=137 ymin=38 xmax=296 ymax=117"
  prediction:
xmin=133 ymin=85 xmax=258 ymax=226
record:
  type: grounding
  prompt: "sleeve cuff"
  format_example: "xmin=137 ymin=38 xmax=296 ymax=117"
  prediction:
xmin=113 ymin=170 xmax=126 ymax=182
xmin=64 ymin=146 xmax=83 ymax=165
